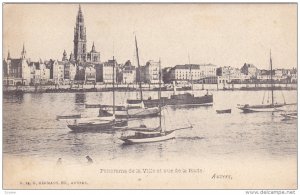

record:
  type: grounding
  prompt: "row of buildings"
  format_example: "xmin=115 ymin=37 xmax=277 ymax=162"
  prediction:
xmin=3 ymin=5 xmax=297 ymax=86
xmin=3 ymin=46 xmax=297 ymax=86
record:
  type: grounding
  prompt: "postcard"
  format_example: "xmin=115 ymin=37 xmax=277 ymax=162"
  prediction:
xmin=2 ymin=3 xmax=297 ymax=189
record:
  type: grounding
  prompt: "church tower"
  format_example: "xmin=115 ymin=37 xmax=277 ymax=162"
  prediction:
xmin=21 ymin=44 xmax=26 ymax=59
xmin=73 ymin=5 xmax=87 ymax=62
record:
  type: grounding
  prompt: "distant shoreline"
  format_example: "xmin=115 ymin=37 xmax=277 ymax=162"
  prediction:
xmin=3 ymin=83 xmax=297 ymax=95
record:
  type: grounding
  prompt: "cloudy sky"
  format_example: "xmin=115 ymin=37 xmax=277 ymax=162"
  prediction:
xmin=3 ymin=3 xmax=297 ymax=69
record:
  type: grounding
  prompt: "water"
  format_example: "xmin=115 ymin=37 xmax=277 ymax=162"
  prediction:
xmin=3 ymin=90 xmax=297 ymax=164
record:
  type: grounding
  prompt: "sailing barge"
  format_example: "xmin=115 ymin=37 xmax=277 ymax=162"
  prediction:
xmin=237 ymin=50 xmax=286 ymax=113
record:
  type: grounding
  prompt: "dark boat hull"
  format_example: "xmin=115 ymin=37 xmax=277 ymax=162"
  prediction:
xmin=67 ymin=120 xmax=127 ymax=132
xmin=127 ymin=94 xmax=213 ymax=108
xmin=216 ymin=109 xmax=231 ymax=114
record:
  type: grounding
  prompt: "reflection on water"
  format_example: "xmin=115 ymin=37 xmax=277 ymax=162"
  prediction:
xmin=3 ymin=90 xmax=297 ymax=163
xmin=75 ymin=93 xmax=86 ymax=104
xmin=3 ymin=93 xmax=24 ymax=103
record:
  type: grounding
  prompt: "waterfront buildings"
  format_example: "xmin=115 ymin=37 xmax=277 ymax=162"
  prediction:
xmin=167 ymin=64 xmax=217 ymax=83
xmin=217 ymin=66 xmax=249 ymax=84
xmin=241 ymin=63 xmax=259 ymax=78
xmin=3 ymin=45 xmax=31 ymax=86
xmin=84 ymin=64 xmax=96 ymax=84
xmin=102 ymin=59 xmax=117 ymax=83
xmin=2 ymin=5 xmax=297 ymax=86
xmin=122 ymin=60 xmax=136 ymax=84
xmin=52 ymin=60 xmax=65 ymax=85
xmin=29 ymin=61 xmax=51 ymax=85
xmin=144 ymin=60 xmax=160 ymax=84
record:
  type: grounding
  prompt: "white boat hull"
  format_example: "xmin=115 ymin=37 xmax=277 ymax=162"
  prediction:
xmin=106 ymin=107 xmax=160 ymax=118
xmin=237 ymin=104 xmax=285 ymax=113
xmin=120 ymin=131 xmax=175 ymax=144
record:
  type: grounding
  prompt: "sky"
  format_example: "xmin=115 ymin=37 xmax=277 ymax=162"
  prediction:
xmin=3 ymin=3 xmax=297 ymax=69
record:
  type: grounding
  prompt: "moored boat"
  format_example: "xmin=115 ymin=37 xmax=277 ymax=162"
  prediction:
xmin=127 ymin=92 xmax=213 ymax=108
xmin=281 ymin=112 xmax=297 ymax=120
xmin=216 ymin=109 xmax=231 ymax=114
xmin=57 ymin=114 xmax=81 ymax=120
xmin=120 ymin=129 xmax=175 ymax=144
xmin=66 ymin=56 xmax=128 ymax=132
xmin=237 ymin=50 xmax=287 ymax=113
xmin=119 ymin=47 xmax=192 ymax=144
xmin=237 ymin=104 xmax=284 ymax=113
xmin=100 ymin=107 xmax=160 ymax=119
xmin=67 ymin=116 xmax=128 ymax=132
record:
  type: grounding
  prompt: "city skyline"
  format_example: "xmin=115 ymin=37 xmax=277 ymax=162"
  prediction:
xmin=3 ymin=3 xmax=297 ymax=69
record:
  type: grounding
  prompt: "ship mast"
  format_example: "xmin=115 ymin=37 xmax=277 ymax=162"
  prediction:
xmin=159 ymin=58 xmax=162 ymax=129
xmin=112 ymin=56 xmax=115 ymax=117
xmin=188 ymin=52 xmax=193 ymax=90
xmin=135 ymin=35 xmax=143 ymax=101
xmin=270 ymin=50 xmax=274 ymax=106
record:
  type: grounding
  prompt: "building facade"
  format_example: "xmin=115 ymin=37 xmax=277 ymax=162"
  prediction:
xmin=84 ymin=64 xmax=96 ymax=84
xmin=102 ymin=59 xmax=117 ymax=83
xmin=241 ymin=63 xmax=259 ymax=77
xmin=3 ymin=45 xmax=31 ymax=85
xmin=169 ymin=64 xmax=217 ymax=82
xmin=122 ymin=60 xmax=136 ymax=84
xmin=144 ymin=60 xmax=160 ymax=84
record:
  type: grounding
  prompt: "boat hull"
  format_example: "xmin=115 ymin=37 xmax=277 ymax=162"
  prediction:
xmin=120 ymin=131 xmax=175 ymax=144
xmin=127 ymin=94 xmax=213 ymax=108
xmin=281 ymin=113 xmax=297 ymax=120
xmin=67 ymin=120 xmax=127 ymax=132
xmin=101 ymin=107 xmax=160 ymax=119
xmin=57 ymin=114 xmax=81 ymax=120
xmin=238 ymin=104 xmax=284 ymax=113
xmin=216 ymin=109 xmax=231 ymax=114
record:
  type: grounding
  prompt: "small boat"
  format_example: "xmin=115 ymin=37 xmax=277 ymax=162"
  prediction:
xmin=237 ymin=50 xmax=286 ymax=113
xmin=67 ymin=116 xmax=128 ymax=132
xmin=99 ymin=103 xmax=160 ymax=119
xmin=281 ymin=112 xmax=297 ymax=120
xmin=66 ymin=56 xmax=128 ymax=132
xmin=56 ymin=114 xmax=81 ymax=120
xmin=216 ymin=109 xmax=231 ymax=114
xmin=119 ymin=44 xmax=192 ymax=144
xmin=120 ymin=128 xmax=175 ymax=144
xmin=237 ymin=104 xmax=285 ymax=113
xmin=100 ymin=34 xmax=160 ymax=119
xmin=85 ymin=104 xmax=101 ymax=108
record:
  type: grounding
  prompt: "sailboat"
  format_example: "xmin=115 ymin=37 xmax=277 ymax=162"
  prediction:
xmin=237 ymin=50 xmax=286 ymax=113
xmin=67 ymin=56 xmax=128 ymax=132
xmin=98 ymin=35 xmax=160 ymax=118
xmin=127 ymin=62 xmax=213 ymax=108
xmin=119 ymin=59 xmax=192 ymax=144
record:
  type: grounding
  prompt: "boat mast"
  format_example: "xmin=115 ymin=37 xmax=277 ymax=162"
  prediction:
xmin=135 ymin=35 xmax=143 ymax=101
xmin=270 ymin=50 xmax=274 ymax=106
xmin=113 ymin=56 xmax=115 ymax=117
xmin=159 ymin=58 xmax=162 ymax=129
xmin=188 ymin=52 xmax=193 ymax=90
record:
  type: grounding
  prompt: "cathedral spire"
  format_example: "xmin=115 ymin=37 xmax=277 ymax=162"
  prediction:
xmin=21 ymin=43 xmax=26 ymax=59
xmin=74 ymin=5 xmax=87 ymax=62
xmin=91 ymin=41 xmax=96 ymax=52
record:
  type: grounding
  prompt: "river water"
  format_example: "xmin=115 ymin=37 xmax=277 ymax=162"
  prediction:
xmin=3 ymin=90 xmax=297 ymax=164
